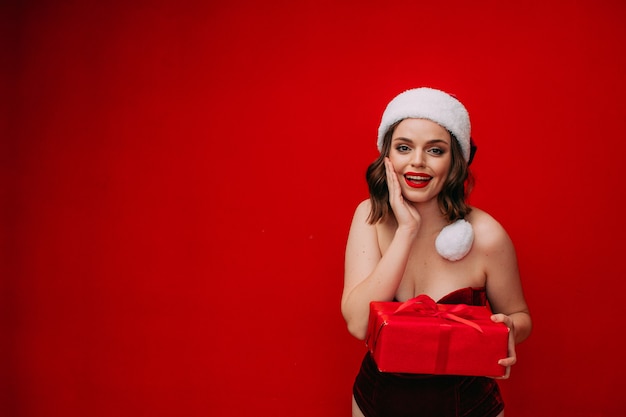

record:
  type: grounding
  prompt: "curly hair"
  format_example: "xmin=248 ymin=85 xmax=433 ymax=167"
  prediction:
xmin=365 ymin=121 xmax=474 ymax=224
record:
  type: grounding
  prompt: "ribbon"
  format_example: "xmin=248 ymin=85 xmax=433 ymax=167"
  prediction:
xmin=393 ymin=294 xmax=484 ymax=333
xmin=368 ymin=294 xmax=489 ymax=374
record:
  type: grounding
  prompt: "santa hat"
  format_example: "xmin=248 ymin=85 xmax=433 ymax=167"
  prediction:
xmin=377 ymin=87 xmax=471 ymax=162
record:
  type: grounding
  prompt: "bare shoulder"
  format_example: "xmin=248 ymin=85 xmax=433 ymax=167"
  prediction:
xmin=348 ymin=199 xmax=373 ymax=228
xmin=351 ymin=199 xmax=396 ymax=234
xmin=345 ymin=199 xmax=382 ymax=282
xmin=354 ymin=199 xmax=372 ymax=217
xmin=466 ymin=207 xmax=514 ymax=250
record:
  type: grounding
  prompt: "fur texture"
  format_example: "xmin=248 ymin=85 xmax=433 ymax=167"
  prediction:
xmin=435 ymin=219 xmax=474 ymax=261
xmin=377 ymin=87 xmax=471 ymax=162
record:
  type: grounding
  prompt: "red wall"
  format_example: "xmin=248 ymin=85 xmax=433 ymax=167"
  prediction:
xmin=3 ymin=1 xmax=626 ymax=416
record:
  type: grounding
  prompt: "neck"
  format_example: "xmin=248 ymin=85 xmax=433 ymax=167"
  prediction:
xmin=412 ymin=200 xmax=448 ymax=237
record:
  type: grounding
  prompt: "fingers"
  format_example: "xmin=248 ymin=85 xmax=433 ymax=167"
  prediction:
xmin=496 ymin=356 xmax=514 ymax=380
xmin=384 ymin=158 xmax=403 ymax=212
xmin=490 ymin=313 xmax=510 ymax=325
xmin=384 ymin=158 xmax=401 ymax=201
xmin=498 ymin=356 xmax=516 ymax=367
xmin=491 ymin=312 xmax=517 ymax=379
xmin=384 ymin=157 xmax=420 ymax=230
xmin=496 ymin=349 xmax=515 ymax=380
xmin=495 ymin=365 xmax=511 ymax=380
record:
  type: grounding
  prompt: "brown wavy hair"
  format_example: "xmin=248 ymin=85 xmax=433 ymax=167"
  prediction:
xmin=366 ymin=121 xmax=474 ymax=224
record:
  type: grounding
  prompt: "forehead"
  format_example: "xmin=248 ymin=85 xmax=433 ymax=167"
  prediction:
xmin=392 ymin=118 xmax=451 ymax=141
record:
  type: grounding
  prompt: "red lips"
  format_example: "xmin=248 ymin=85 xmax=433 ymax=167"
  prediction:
xmin=404 ymin=172 xmax=432 ymax=188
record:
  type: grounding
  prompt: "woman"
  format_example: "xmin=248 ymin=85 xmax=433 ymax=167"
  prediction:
xmin=341 ymin=88 xmax=531 ymax=417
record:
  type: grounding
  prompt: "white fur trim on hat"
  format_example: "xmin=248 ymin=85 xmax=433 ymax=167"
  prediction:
xmin=377 ymin=88 xmax=471 ymax=162
xmin=435 ymin=219 xmax=474 ymax=261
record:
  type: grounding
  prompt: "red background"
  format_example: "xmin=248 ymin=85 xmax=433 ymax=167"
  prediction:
xmin=3 ymin=1 xmax=626 ymax=416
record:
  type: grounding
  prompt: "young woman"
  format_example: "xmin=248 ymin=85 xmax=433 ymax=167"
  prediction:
xmin=341 ymin=88 xmax=531 ymax=417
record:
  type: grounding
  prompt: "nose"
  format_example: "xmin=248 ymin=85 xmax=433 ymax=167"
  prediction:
xmin=410 ymin=149 xmax=424 ymax=167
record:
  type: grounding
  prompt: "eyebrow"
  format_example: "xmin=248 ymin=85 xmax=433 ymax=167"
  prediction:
xmin=392 ymin=137 xmax=450 ymax=145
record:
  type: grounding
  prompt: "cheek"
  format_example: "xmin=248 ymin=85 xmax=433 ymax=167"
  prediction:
xmin=391 ymin=159 xmax=407 ymax=176
xmin=435 ymin=158 xmax=452 ymax=176
xmin=388 ymin=152 xmax=406 ymax=169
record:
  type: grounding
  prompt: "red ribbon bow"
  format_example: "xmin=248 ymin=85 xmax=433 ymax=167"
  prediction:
xmin=393 ymin=294 xmax=484 ymax=333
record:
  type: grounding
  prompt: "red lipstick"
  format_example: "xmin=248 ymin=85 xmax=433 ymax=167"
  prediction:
xmin=404 ymin=172 xmax=432 ymax=188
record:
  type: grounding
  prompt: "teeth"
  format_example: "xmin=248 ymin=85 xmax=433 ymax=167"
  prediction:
xmin=406 ymin=175 xmax=430 ymax=181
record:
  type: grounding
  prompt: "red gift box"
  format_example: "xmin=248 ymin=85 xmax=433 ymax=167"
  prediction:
xmin=366 ymin=294 xmax=509 ymax=377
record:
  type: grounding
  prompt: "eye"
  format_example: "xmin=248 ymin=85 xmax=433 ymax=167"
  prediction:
xmin=427 ymin=147 xmax=445 ymax=156
xmin=395 ymin=144 xmax=411 ymax=153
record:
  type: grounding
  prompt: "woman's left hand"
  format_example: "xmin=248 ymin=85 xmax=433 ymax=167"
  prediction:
xmin=491 ymin=313 xmax=517 ymax=379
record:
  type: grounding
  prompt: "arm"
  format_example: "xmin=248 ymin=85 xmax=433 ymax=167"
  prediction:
xmin=341 ymin=201 xmax=417 ymax=340
xmin=478 ymin=217 xmax=532 ymax=374
xmin=341 ymin=158 xmax=420 ymax=340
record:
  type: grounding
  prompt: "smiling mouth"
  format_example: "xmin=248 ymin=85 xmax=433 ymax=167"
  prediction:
xmin=404 ymin=174 xmax=432 ymax=188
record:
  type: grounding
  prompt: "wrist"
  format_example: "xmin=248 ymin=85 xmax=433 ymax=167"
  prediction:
xmin=395 ymin=224 xmax=419 ymax=239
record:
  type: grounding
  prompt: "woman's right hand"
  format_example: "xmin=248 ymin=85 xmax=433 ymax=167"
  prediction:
xmin=342 ymin=160 xmax=423 ymax=339
xmin=385 ymin=157 xmax=421 ymax=231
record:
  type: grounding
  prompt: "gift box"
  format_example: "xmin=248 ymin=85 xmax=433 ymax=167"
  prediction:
xmin=366 ymin=294 xmax=509 ymax=377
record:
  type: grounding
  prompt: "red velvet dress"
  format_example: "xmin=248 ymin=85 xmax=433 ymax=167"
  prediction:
xmin=353 ymin=287 xmax=505 ymax=417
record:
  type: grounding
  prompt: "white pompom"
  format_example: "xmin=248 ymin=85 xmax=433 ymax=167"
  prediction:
xmin=435 ymin=219 xmax=474 ymax=261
